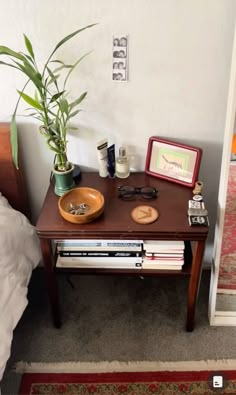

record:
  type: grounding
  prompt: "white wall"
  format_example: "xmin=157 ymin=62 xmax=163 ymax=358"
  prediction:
xmin=0 ymin=0 xmax=236 ymax=265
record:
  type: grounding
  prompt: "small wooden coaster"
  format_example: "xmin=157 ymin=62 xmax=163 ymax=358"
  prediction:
xmin=131 ymin=205 xmax=159 ymax=224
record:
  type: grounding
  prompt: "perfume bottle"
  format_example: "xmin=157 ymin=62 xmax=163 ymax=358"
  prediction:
xmin=115 ymin=146 xmax=130 ymax=178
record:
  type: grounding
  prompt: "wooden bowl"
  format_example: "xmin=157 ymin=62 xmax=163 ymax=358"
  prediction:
xmin=58 ymin=187 xmax=104 ymax=224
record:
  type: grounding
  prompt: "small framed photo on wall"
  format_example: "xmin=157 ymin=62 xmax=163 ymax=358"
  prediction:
xmin=145 ymin=137 xmax=202 ymax=188
xmin=112 ymin=35 xmax=128 ymax=81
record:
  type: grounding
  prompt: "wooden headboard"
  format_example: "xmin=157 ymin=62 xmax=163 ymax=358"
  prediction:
xmin=0 ymin=123 xmax=30 ymax=218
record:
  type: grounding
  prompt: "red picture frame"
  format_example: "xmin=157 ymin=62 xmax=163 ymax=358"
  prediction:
xmin=145 ymin=137 xmax=202 ymax=188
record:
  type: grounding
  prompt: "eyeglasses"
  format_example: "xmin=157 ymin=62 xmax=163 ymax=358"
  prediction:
xmin=118 ymin=185 xmax=158 ymax=200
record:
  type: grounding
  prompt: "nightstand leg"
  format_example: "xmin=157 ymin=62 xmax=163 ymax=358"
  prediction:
xmin=40 ymin=238 xmax=61 ymax=328
xmin=186 ymin=240 xmax=205 ymax=332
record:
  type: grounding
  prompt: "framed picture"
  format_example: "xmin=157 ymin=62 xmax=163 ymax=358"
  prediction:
xmin=145 ymin=137 xmax=202 ymax=187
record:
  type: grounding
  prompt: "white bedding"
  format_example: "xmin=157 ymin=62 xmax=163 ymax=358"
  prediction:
xmin=0 ymin=193 xmax=41 ymax=381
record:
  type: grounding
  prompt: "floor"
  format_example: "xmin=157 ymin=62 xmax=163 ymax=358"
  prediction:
xmin=2 ymin=268 xmax=236 ymax=394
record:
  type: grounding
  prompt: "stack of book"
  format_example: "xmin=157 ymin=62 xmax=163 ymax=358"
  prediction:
xmin=142 ymin=240 xmax=185 ymax=270
xmin=56 ymin=239 xmax=143 ymax=269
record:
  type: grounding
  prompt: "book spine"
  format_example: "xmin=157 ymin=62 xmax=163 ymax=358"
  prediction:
xmin=144 ymin=250 xmax=184 ymax=255
xmin=57 ymin=257 xmax=142 ymax=268
xmin=142 ymin=264 xmax=182 ymax=270
xmin=143 ymin=241 xmax=185 ymax=248
xmin=55 ymin=239 xmax=143 ymax=246
xmin=145 ymin=253 xmax=184 ymax=258
xmin=57 ymin=245 xmax=143 ymax=252
xmin=144 ymin=256 xmax=184 ymax=262
xmin=57 ymin=264 xmax=142 ymax=269
xmin=143 ymin=259 xmax=184 ymax=265
xmin=59 ymin=251 xmax=142 ymax=257
xmin=57 ymin=256 xmax=143 ymax=263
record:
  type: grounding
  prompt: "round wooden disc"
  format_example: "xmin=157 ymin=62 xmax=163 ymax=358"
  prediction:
xmin=131 ymin=205 xmax=159 ymax=224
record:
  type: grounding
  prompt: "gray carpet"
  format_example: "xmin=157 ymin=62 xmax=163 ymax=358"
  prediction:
xmin=216 ymin=294 xmax=236 ymax=311
xmin=2 ymin=268 xmax=236 ymax=394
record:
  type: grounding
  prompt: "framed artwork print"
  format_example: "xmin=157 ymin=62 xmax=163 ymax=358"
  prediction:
xmin=145 ymin=137 xmax=202 ymax=188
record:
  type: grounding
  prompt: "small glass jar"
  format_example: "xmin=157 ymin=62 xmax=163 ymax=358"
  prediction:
xmin=115 ymin=146 xmax=130 ymax=178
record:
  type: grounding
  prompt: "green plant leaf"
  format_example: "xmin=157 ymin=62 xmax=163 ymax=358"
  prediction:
xmin=59 ymin=98 xmax=69 ymax=114
xmin=47 ymin=137 xmax=62 ymax=153
xmin=17 ymin=90 xmax=43 ymax=110
xmin=53 ymin=64 xmax=73 ymax=74
xmin=0 ymin=46 xmax=25 ymax=60
xmin=13 ymin=59 xmax=43 ymax=89
xmin=69 ymin=92 xmax=87 ymax=110
xmin=63 ymin=51 xmax=93 ymax=89
xmin=0 ymin=60 xmax=19 ymax=69
xmin=44 ymin=23 xmax=97 ymax=71
xmin=68 ymin=109 xmax=81 ymax=120
xmin=23 ymin=34 xmax=35 ymax=59
xmin=46 ymin=66 xmax=59 ymax=89
xmin=21 ymin=53 xmax=35 ymax=65
xmin=50 ymin=91 xmax=65 ymax=103
xmin=48 ymin=74 xmax=60 ymax=86
xmin=10 ymin=115 xmax=18 ymax=169
xmin=50 ymin=60 xmax=65 ymax=64
xmin=22 ymin=58 xmax=42 ymax=87
xmin=53 ymin=24 xmax=97 ymax=54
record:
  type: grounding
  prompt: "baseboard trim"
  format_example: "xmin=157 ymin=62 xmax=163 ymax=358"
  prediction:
xmin=14 ymin=359 xmax=236 ymax=374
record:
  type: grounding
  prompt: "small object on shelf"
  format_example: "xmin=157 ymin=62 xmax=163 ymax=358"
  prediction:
xmin=115 ymin=146 xmax=130 ymax=178
xmin=107 ymin=144 xmax=116 ymax=178
xmin=69 ymin=202 xmax=90 ymax=215
xmin=131 ymin=205 xmax=158 ymax=224
xmin=97 ymin=139 xmax=108 ymax=178
xmin=188 ymin=215 xmax=209 ymax=226
xmin=192 ymin=194 xmax=203 ymax=202
xmin=193 ymin=181 xmax=203 ymax=195
xmin=188 ymin=200 xmax=205 ymax=209
xmin=188 ymin=208 xmax=208 ymax=216
xmin=58 ymin=187 xmax=104 ymax=224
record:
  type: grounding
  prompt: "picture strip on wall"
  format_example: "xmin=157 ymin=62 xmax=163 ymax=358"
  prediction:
xmin=112 ymin=35 xmax=128 ymax=81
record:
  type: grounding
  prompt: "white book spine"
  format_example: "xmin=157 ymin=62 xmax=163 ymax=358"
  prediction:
xmin=57 ymin=256 xmax=143 ymax=264
xmin=55 ymin=239 xmax=143 ymax=246
xmin=142 ymin=263 xmax=183 ymax=270
xmin=143 ymin=240 xmax=185 ymax=251
xmin=143 ymin=240 xmax=184 ymax=246
xmin=145 ymin=254 xmax=184 ymax=259
xmin=57 ymin=257 xmax=142 ymax=269
xmin=143 ymin=259 xmax=184 ymax=266
xmin=57 ymin=245 xmax=143 ymax=252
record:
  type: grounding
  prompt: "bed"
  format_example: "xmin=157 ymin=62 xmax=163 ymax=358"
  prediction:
xmin=0 ymin=123 xmax=41 ymax=382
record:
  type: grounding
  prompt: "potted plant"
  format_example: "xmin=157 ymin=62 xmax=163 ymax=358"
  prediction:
xmin=0 ymin=24 xmax=96 ymax=195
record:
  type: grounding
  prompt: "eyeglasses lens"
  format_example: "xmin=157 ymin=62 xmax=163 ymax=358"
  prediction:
xmin=118 ymin=186 xmax=157 ymax=199
xmin=141 ymin=186 xmax=157 ymax=199
xmin=119 ymin=186 xmax=135 ymax=199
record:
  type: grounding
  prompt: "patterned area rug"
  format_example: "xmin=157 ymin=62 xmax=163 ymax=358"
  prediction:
xmin=19 ymin=371 xmax=236 ymax=394
xmin=218 ymin=164 xmax=236 ymax=292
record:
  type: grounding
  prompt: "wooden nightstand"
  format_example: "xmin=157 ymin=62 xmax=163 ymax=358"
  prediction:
xmin=36 ymin=172 xmax=208 ymax=331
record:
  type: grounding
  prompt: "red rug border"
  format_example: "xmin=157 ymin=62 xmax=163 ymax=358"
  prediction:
xmin=19 ymin=370 xmax=236 ymax=394
xmin=218 ymin=284 xmax=236 ymax=290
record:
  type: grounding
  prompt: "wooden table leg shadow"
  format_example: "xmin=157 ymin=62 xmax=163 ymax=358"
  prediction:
xmin=40 ymin=238 xmax=61 ymax=328
xmin=186 ymin=240 xmax=206 ymax=331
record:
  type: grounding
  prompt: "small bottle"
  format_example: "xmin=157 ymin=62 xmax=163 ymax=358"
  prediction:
xmin=115 ymin=146 xmax=130 ymax=178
